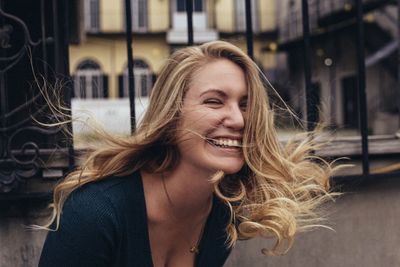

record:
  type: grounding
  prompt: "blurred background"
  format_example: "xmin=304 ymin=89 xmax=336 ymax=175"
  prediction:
xmin=1 ymin=0 xmax=400 ymax=266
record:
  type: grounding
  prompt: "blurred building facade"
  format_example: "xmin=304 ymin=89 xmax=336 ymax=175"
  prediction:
xmin=2 ymin=1 xmax=400 ymax=267
xmin=69 ymin=0 xmax=400 ymax=136
xmin=276 ymin=0 xmax=398 ymax=134
xmin=70 ymin=0 xmax=278 ymax=100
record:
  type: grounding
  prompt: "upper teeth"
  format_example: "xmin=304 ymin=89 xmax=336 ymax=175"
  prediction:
xmin=211 ymin=139 xmax=241 ymax=147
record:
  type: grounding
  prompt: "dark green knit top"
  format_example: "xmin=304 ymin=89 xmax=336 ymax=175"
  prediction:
xmin=39 ymin=171 xmax=232 ymax=267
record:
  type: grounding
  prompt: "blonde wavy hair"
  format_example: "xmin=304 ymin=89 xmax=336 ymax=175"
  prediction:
xmin=43 ymin=40 xmax=337 ymax=255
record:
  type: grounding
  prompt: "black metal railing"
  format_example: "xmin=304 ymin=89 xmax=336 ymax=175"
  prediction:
xmin=125 ymin=0 xmax=136 ymax=132
xmin=299 ymin=0 xmax=399 ymax=185
xmin=279 ymin=0 xmax=393 ymax=42
xmin=1 ymin=0 xmax=400 ymax=199
xmin=124 ymin=0 xmax=399 ymax=185
xmin=0 ymin=0 xmax=72 ymax=197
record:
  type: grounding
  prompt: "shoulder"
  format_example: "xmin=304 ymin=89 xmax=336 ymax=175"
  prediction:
xmin=59 ymin=172 xmax=142 ymax=230
xmin=40 ymin=172 xmax=145 ymax=266
xmin=73 ymin=172 xmax=140 ymax=197
xmin=67 ymin=172 xmax=142 ymax=211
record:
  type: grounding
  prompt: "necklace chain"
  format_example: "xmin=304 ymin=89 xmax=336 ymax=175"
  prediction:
xmin=161 ymin=173 xmax=209 ymax=255
xmin=189 ymin=218 xmax=207 ymax=254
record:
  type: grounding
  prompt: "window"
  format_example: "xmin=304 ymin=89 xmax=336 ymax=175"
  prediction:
xmin=342 ymin=75 xmax=359 ymax=128
xmin=235 ymin=0 xmax=258 ymax=32
xmin=84 ymin=0 xmax=100 ymax=32
xmin=73 ymin=60 xmax=108 ymax=99
xmin=176 ymin=0 xmax=203 ymax=12
xmin=131 ymin=0 xmax=148 ymax=32
xmin=119 ymin=59 xmax=153 ymax=98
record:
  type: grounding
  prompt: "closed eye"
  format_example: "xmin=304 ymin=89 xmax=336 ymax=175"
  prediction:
xmin=239 ymin=100 xmax=248 ymax=111
xmin=203 ymin=98 xmax=223 ymax=105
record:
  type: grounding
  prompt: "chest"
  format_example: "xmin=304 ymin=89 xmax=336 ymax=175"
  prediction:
xmin=148 ymin=222 xmax=201 ymax=267
xmin=150 ymin=246 xmax=196 ymax=267
xmin=116 ymin=175 xmax=231 ymax=266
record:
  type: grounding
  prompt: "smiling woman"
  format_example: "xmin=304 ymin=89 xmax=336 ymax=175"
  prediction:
xmin=176 ymin=59 xmax=247 ymax=176
xmin=38 ymin=41 xmax=337 ymax=267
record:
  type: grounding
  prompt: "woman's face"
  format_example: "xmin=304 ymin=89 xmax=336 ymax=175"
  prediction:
xmin=176 ymin=59 xmax=248 ymax=176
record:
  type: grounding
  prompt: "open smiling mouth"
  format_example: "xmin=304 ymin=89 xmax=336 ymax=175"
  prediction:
xmin=206 ymin=138 xmax=242 ymax=149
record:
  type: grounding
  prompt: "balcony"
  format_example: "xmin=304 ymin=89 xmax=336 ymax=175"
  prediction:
xmin=167 ymin=11 xmax=218 ymax=44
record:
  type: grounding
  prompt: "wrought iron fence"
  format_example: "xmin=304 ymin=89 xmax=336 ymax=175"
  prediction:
xmin=126 ymin=0 xmax=400 ymax=185
xmin=0 ymin=0 xmax=73 ymax=198
xmin=1 ymin=0 xmax=399 ymax=200
xmin=292 ymin=0 xmax=400 ymax=184
xmin=279 ymin=0 xmax=394 ymax=42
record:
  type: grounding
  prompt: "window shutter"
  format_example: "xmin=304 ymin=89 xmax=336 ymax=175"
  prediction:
xmin=103 ymin=75 xmax=109 ymax=98
xmin=118 ymin=75 xmax=124 ymax=98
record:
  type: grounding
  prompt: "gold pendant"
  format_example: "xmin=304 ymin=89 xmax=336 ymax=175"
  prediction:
xmin=190 ymin=246 xmax=200 ymax=254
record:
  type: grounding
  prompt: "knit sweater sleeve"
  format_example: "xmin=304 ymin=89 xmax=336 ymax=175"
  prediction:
xmin=38 ymin=186 xmax=120 ymax=267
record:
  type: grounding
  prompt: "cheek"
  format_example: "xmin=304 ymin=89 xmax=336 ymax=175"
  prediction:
xmin=180 ymin=109 xmax=221 ymax=134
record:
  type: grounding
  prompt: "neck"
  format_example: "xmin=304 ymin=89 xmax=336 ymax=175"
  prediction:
xmin=142 ymin=164 xmax=215 ymax=222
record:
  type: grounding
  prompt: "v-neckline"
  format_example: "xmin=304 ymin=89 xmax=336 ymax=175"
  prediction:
xmin=138 ymin=172 xmax=218 ymax=267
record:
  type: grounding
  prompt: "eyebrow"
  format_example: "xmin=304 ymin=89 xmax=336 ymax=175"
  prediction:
xmin=200 ymin=88 xmax=248 ymax=99
xmin=199 ymin=89 xmax=227 ymax=97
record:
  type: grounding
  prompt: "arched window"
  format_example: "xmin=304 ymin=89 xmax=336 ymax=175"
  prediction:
xmin=119 ymin=59 xmax=153 ymax=98
xmin=176 ymin=0 xmax=203 ymax=12
xmin=73 ymin=59 xmax=108 ymax=99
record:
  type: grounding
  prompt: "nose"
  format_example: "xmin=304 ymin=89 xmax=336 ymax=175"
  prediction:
xmin=223 ymin=104 xmax=245 ymax=130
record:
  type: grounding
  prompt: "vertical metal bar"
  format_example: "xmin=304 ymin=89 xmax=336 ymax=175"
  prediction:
xmin=125 ymin=0 xmax=136 ymax=132
xmin=52 ymin=0 xmax=60 ymax=73
xmin=330 ymin=38 xmax=338 ymax=126
xmin=245 ymin=0 xmax=254 ymax=59
xmin=60 ymin=0 xmax=75 ymax=169
xmin=398 ymin=0 xmax=400 ymax=128
xmin=40 ymin=0 xmax=48 ymax=79
xmin=0 ymin=0 xmax=8 ymax=162
xmin=0 ymin=73 xmax=6 ymax=129
xmin=0 ymin=0 xmax=6 ymax=128
xmin=355 ymin=0 xmax=369 ymax=175
xmin=301 ymin=0 xmax=316 ymax=131
xmin=186 ymin=0 xmax=194 ymax=45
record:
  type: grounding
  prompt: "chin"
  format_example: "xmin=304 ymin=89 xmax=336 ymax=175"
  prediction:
xmin=211 ymin=160 xmax=245 ymax=175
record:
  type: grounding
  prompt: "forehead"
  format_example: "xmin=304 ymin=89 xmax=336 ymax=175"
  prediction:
xmin=188 ymin=59 xmax=247 ymax=96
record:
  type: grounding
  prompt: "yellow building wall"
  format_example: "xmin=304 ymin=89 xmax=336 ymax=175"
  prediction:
xmin=215 ymin=0 xmax=234 ymax=32
xmin=100 ymin=0 xmax=170 ymax=33
xmin=148 ymin=0 xmax=169 ymax=32
xmin=71 ymin=0 xmax=278 ymax=99
xmin=207 ymin=0 xmax=215 ymax=28
xmin=70 ymin=36 xmax=170 ymax=98
xmin=215 ymin=0 xmax=276 ymax=33
xmin=100 ymin=0 xmax=123 ymax=32
xmin=96 ymin=0 xmax=276 ymax=34
xmin=221 ymin=37 xmax=276 ymax=70
xmin=259 ymin=0 xmax=276 ymax=32
xmin=112 ymin=37 xmax=170 ymax=74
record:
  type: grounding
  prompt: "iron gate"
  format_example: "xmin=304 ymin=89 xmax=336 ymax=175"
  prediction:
xmin=1 ymin=0 xmax=399 ymax=201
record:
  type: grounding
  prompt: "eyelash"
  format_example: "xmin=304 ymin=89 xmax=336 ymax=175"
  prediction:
xmin=240 ymin=102 xmax=248 ymax=111
xmin=204 ymin=98 xmax=223 ymax=105
xmin=204 ymin=99 xmax=248 ymax=111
